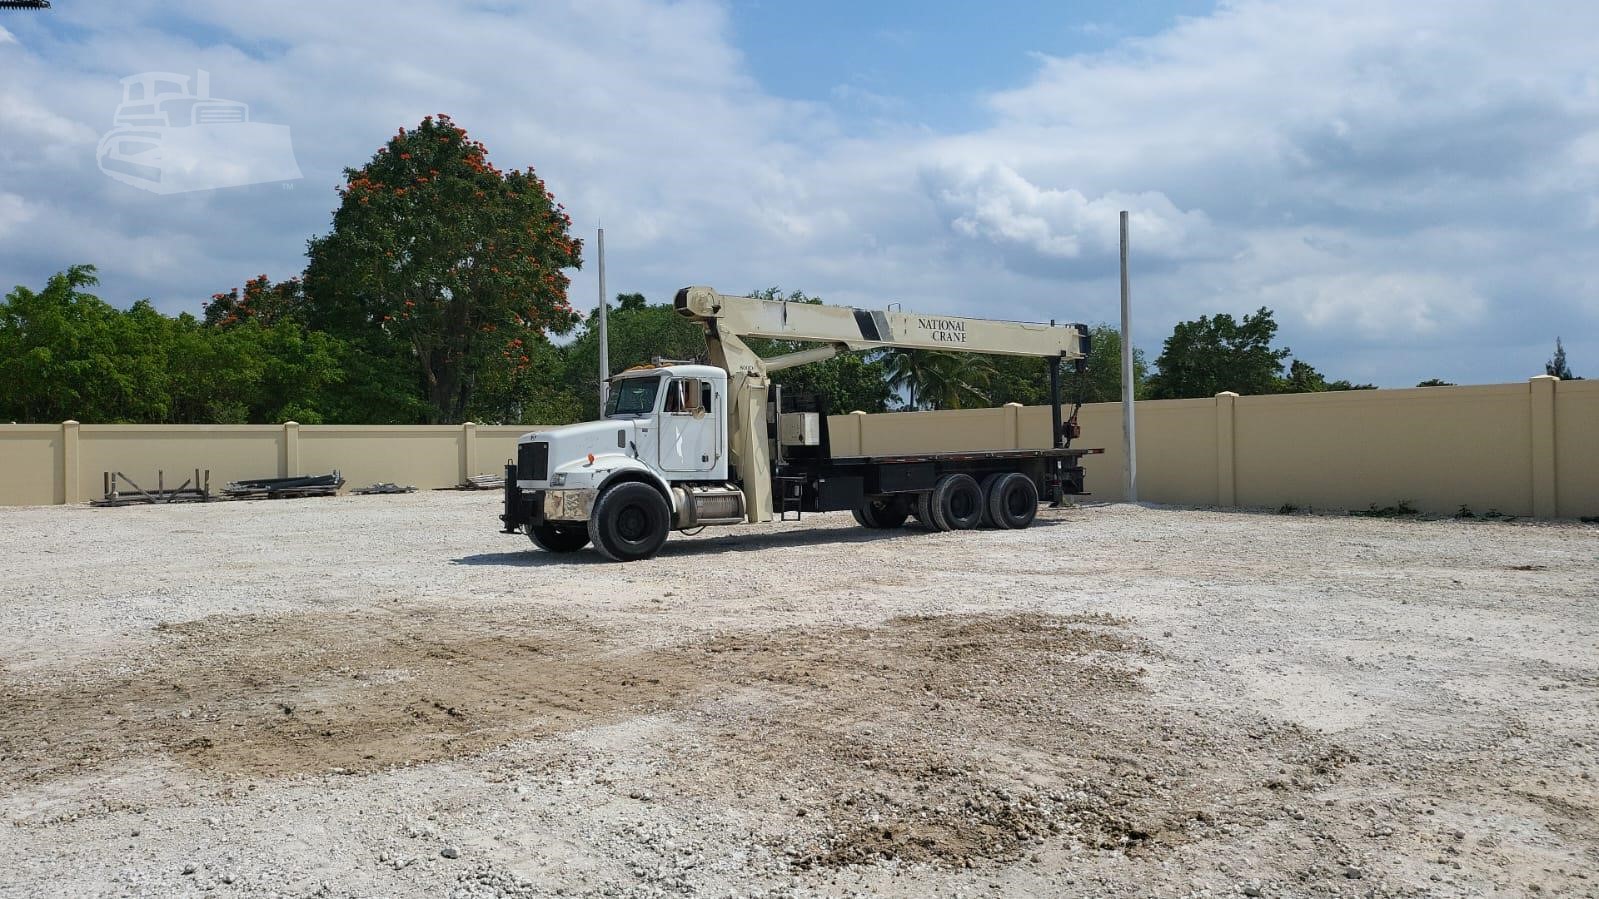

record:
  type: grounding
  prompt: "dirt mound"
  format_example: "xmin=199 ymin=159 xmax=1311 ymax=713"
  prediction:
xmin=648 ymin=612 xmax=1340 ymax=870
xmin=0 ymin=607 xmax=1344 ymax=872
xmin=0 ymin=608 xmax=693 ymax=781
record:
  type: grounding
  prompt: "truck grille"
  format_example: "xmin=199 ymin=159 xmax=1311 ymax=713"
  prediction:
xmin=518 ymin=441 xmax=549 ymax=481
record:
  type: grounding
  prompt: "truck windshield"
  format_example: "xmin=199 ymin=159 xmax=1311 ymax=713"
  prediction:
xmin=605 ymin=376 xmax=662 ymax=416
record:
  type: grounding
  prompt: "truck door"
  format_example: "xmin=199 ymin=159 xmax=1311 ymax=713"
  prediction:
xmin=658 ymin=377 xmax=717 ymax=474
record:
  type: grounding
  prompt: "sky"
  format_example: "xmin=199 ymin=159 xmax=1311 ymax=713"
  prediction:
xmin=0 ymin=0 xmax=1595 ymax=387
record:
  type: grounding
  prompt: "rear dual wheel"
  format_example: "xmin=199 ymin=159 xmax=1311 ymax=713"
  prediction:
xmin=928 ymin=473 xmax=984 ymax=531
xmin=984 ymin=471 xmax=1039 ymax=530
xmin=921 ymin=472 xmax=1039 ymax=532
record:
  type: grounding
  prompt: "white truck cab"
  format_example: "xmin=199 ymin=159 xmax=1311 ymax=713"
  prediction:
xmin=512 ymin=364 xmax=744 ymax=560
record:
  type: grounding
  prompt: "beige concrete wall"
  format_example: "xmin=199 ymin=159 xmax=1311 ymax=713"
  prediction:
xmin=0 ymin=421 xmax=545 ymax=506
xmin=78 ymin=425 xmax=285 ymax=502
xmin=298 ymin=426 xmax=464 ymax=491
xmin=1130 ymin=397 xmax=1219 ymax=508
xmin=1232 ymin=384 xmax=1535 ymax=516
xmin=2 ymin=378 xmax=1593 ymax=517
xmin=826 ymin=377 xmax=1596 ymax=518
xmin=476 ymin=425 xmax=539 ymax=477
xmin=1554 ymin=379 xmax=1599 ymax=519
xmin=0 ymin=426 xmax=63 ymax=506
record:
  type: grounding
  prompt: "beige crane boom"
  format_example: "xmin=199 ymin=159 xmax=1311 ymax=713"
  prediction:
xmin=673 ymin=286 xmax=1089 ymax=522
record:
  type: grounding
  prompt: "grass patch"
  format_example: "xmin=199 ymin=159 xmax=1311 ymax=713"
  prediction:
xmin=1351 ymin=500 xmax=1420 ymax=518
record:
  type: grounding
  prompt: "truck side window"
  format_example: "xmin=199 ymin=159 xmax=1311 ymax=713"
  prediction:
xmin=667 ymin=378 xmax=704 ymax=414
xmin=701 ymin=382 xmax=713 ymax=412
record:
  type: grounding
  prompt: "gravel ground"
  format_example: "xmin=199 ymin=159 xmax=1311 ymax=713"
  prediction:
xmin=1 ymin=493 xmax=1596 ymax=898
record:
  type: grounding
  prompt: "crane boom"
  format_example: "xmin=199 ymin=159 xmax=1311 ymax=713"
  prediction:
xmin=673 ymin=286 xmax=1087 ymax=371
xmin=673 ymin=287 xmax=1090 ymax=522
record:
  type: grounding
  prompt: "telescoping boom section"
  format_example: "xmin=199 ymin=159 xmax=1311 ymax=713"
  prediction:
xmin=497 ymin=286 xmax=1100 ymax=561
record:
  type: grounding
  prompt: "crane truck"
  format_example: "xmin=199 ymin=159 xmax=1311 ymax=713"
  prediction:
xmin=498 ymin=287 xmax=1098 ymax=561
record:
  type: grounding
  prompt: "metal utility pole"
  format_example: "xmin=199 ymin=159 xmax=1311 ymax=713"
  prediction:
xmin=597 ymin=227 xmax=609 ymax=410
xmin=1120 ymin=210 xmax=1137 ymax=503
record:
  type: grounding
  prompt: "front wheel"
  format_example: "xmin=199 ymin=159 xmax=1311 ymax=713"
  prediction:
xmin=528 ymin=523 xmax=591 ymax=553
xmin=588 ymin=482 xmax=672 ymax=562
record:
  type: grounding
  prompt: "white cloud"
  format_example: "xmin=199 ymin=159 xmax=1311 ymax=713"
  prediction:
xmin=1263 ymin=271 xmax=1487 ymax=339
xmin=928 ymin=163 xmax=1222 ymax=264
xmin=0 ymin=191 xmax=33 ymax=237
xmin=0 ymin=0 xmax=1596 ymax=386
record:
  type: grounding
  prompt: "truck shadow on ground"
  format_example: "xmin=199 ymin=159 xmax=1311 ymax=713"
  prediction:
xmin=453 ymin=519 xmax=1069 ymax=567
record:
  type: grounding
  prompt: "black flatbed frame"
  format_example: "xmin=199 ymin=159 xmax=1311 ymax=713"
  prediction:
xmin=827 ymin=446 xmax=1101 ymax=466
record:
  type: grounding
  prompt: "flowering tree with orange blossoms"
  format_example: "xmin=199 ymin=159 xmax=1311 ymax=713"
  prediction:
xmin=305 ymin=114 xmax=582 ymax=423
xmin=203 ymin=274 xmax=305 ymax=329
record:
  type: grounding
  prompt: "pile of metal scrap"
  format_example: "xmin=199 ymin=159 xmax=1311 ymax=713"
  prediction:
xmin=461 ymin=473 xmax=506 ymax=490
xmin=223 ymin=471 xmax=345 ymax=500
xmin=94 ymin=470 xmax=212 ymax=507
xmin=351 ymin=482 xmax=417 ymax=495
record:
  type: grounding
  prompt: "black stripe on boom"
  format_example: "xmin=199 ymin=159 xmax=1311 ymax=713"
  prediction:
xmin=853 ymin=310 xmax=882 ymax=341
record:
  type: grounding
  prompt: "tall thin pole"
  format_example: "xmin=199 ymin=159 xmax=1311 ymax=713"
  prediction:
xmin=1120 ymin=210 xmax=1138 ymax=503
xmin=597 ymin=227 xmax=609 ymax=411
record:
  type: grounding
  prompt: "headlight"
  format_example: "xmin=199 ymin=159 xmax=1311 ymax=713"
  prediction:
xmin=549 ymin=473 xmax=567 ymax=486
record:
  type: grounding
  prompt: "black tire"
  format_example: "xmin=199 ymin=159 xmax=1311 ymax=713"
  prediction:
xmin=930 ymin=473 xmax=984 ymax=531
xmin=852 ymin=495 xmax=910 ymax=529
xmin=986 ymin=472 xmax=1039 ymax=529
xmin=587 ymin=482 xmax=671 ymax=562
xmin=528 ymin=523 xmax=591 ymax=553
xmin=978 ymin=473 xmax=1006 ymax=528
xmin=913 ymin=492 xmax=935 ymax=528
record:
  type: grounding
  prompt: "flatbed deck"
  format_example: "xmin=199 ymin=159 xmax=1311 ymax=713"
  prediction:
xmin=827 ymin=447 xmax=1102 ymax=466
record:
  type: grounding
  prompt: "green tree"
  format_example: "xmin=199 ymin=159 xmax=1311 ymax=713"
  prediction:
xmin=1546 ymin=337 xmax=1580 ymax=379
xmin=986 ymin=323 xmax=1148 ymax=406
xmin=467 ymin=333 xmax=582 ymax=424
xmin=204 ymin=274 xmax=305 ymax=328
xmin=0 ymin=266 xmax=352 ymax=424
xmin=1276 ymin=359 xmax=1375 ymax=393
xmin=884 ymin=349 xmax=993 ymax=410
xmin=304 ymin=114 xmax=583 ymax=423
xmin=1416 ymin=378 xmax=1455 ymax=387
xmin=166 ymin=315 xmax=347 ymax=424
xmin=1148 ymin=307 xmax=1292 ymax=399
xmin=0 ymin=266 xmax=168 ymax=422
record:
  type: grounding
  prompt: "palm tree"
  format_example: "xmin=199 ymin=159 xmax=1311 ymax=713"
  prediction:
xmin=884 ymin=350 xmax=993 ymax=410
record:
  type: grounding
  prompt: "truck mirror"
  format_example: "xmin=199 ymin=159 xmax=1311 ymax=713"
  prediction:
xmin=681 ymin=379 xmax=703 ymax=412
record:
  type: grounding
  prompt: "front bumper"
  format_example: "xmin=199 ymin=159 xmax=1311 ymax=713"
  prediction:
xmin=500 ymin=460 xmax=599 ymax=533
xmin=541 ymin=488 xmax=597 ymax=523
